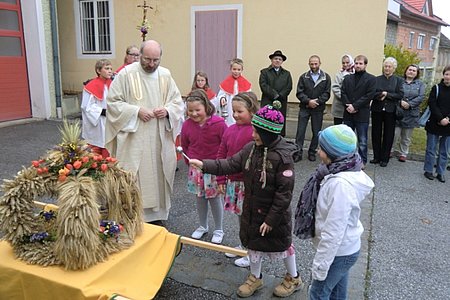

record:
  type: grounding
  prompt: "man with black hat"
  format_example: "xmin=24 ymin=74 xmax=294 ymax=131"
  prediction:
xmin=259 ymin=50 xmax=293 ymax=136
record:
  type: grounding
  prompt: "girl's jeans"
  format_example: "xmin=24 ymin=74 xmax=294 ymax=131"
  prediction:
xmin=424 ymin=133 xmax=449 ymax=176
xmin=309 ymin=251 xmax=360 ymax=300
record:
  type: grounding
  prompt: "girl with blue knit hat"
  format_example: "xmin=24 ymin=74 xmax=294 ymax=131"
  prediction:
xmin=294 ymin=124 xmax=374 ymax=299
xmin=190 ymin=101 xmax=303 ymax=298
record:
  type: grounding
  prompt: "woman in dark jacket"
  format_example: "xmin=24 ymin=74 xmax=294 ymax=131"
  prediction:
xmin=423 ymin=65 xmax=450 ymax=183
xmin=189 ymin=102 xmax=302 ymax=298
xmin=393 ymin=64 xmax=425 ymax=162
xmin=370 ymin=57 xmax=404 ymax=167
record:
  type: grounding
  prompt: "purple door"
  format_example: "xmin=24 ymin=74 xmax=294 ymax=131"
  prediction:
xmin=195 ymin=10 xmax=237 ymax=93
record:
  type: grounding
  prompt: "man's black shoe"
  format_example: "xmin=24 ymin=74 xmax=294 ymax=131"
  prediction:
xmin=447 ymin=165 xmax=450 ymax=171
xmin=379 ymin=161 xmax=388 ymax=167
xmin=369 ymin=159 xmax=380 ymax=164
xmin=308 ymin=154 xmax=316 ymax=162
xmin=436 ymin=174 xmax=446 ymax=183
xmin=424 ymin=172 xmax=434 ymax=180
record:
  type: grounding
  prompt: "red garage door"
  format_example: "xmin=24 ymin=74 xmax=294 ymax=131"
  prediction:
xmin=0 ymin=0 xmax=31 ymax=122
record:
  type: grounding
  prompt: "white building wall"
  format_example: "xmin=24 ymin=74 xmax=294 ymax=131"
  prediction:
xmin=21 ymin=0 xmax=54 ymax=119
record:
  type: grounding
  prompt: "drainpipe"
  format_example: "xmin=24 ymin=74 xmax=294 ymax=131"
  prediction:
xmin=49 ymin=0 xmax=62 ymax=119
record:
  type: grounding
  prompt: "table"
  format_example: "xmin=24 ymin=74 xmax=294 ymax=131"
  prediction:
xmin=0 ymin=224 xmax=180 ymax=300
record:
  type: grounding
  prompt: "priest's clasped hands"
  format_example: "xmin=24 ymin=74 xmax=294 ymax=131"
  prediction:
xmin=138 ymin=107 xmax=168 ymax=122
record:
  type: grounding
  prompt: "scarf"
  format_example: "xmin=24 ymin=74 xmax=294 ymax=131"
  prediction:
xmin=341 ymin=54 xmax=355 ymax=73
xmin=293 ymin=152 xmax=362 ymax=239
xmin=219 ymin=75 xmax=252 ymax=94
xmin=84 ymin=77 xmax=112 ymax=100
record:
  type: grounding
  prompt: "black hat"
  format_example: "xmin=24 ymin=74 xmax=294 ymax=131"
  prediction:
xmin=269 ymin=50 xmax=287 ymax=61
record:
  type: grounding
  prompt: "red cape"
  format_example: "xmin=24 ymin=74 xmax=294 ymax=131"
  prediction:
xmin=219 ymin=75 xmax=251 ymax=94
xmin=115 ymin=64 xmax=127 ymax=74
xmin=205 ymin=87 xmax=216 ymax=100
xmin=84 ymin=77 xmax=112 ymax=100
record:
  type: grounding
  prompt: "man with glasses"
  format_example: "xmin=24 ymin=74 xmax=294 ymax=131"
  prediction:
xmin=106 ymin=40 xmax=185 ymax=226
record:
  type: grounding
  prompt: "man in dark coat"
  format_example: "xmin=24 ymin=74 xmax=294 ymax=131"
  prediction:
xmin=341 ymin=55 xmax=376 ymax=165
xmin=259 ymin=50 xmax=293 ymax=136
xmin=294 ymin=55 xmax=331 ymax=162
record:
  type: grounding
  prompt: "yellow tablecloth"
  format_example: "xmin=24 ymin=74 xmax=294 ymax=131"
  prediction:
xmin=0 ymin=224 xmax=180 ymax=300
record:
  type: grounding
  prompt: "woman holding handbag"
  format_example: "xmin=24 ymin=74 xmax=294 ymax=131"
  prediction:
xmin=393 ymin=64 xmax=425 ymax=162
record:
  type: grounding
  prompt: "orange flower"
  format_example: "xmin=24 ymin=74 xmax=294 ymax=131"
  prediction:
xmin=96 ymin=155 xmax=103 ymax=162
xmin=37 ymin=168 xmax=44 ymax=175
xmin=32 ymin=160 xmax=40 ymax=168
xmin=73 ymin=161 xmax=82 ymax=169
xmin=65 ymin=163 xmax=73 ymax=170
xmin=58 ymin=175 xmax=67 ymax=182
xmin=100 ymin=164 xmax=108 ymax=172
xmin=91 ymin=162 xmax=98 ymax=169
xmin=81 ymin=156 xmax=89 ymax=163
xmin=110 ymin=157 xmax=117 ymax=163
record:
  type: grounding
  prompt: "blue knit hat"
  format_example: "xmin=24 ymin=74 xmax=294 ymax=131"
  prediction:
xmin=319 ymin=124 xmax=357 ymax=161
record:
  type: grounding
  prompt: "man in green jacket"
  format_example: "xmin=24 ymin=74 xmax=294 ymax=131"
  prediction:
xmin=259 ymin=50 xmax=293 ymax=136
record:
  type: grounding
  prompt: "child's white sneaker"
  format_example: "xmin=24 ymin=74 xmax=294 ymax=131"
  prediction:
xmin=225 ymin=245 xmax=243 ymax=258
xmin=234 ymin=256 xmax=250 ymax=268
xmin=211 ymin=230 xmax=224 ymax=244
xmin=191 ymin=226 xmax=208 ymax=239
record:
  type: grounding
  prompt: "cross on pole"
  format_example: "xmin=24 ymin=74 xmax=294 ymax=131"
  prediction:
xmin=137 ymin=0 xmax=153 ymax=41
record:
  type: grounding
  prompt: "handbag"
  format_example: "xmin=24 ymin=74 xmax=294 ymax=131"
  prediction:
xmin=395 ymin=105 xmax=404 ymax=120
xmin=418 ymin=84 xmax=439 ymax=127
xmin=418 ymin=107 xmax=430 ymax=127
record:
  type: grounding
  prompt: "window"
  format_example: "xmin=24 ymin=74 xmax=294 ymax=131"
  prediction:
xmin=75 ymin=0 xmax=115 ymax=57
xmin=408 ymin=32 xmax=415 ymax=48
xmin=429 ymin=36 xmax=438 ymax=50
xmin=417 ymin=34 xmax=425 ymax=50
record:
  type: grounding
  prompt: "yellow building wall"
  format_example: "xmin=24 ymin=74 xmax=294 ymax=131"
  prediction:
xmin=57 ymin=0 xmax=388 ymax=102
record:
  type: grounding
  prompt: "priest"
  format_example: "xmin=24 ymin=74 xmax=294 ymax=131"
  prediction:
xmin=106 ymin=40 xmax=184 ymax=225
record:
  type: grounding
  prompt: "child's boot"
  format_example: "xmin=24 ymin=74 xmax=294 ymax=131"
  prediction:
xmin=237 ymin=273 xmax=263 ymax=298
xmin=273 ymin=272 xmax=303 ymax=297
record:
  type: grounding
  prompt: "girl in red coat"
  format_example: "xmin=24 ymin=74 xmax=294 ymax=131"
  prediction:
xmin=181 ymin=89 xmax=227 ymax=244
xmin=217 ymin=92 xmax=259 ymax=268
xmin=191 ymin=71 xmax=216 ymax=100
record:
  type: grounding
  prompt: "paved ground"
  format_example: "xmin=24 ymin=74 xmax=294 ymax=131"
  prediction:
xmin=1 ymin=119 xmax=449 ymax=299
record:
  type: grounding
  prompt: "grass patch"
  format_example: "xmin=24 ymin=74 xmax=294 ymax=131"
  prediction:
xmin=409 ymin=127 xmax=426 ymax=155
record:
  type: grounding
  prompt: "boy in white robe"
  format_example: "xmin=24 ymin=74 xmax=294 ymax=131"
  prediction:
xmin=81 ymin=59 xmax=113 ymax=157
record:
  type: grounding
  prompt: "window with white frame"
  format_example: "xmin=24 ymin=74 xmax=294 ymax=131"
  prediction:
xmin=417 ymin=34 xmax=425 ymax=50
xmin=78 ymin=0 xmax=112 ymax=54
xmin=408 ymin=32 xmax=414 ymax=48
xmin=429 ymin=36 xmax=438 ymax=50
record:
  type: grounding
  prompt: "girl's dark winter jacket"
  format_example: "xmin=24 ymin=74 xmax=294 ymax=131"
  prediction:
xmin=202 ymin=137 xmax=296 ymax=252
